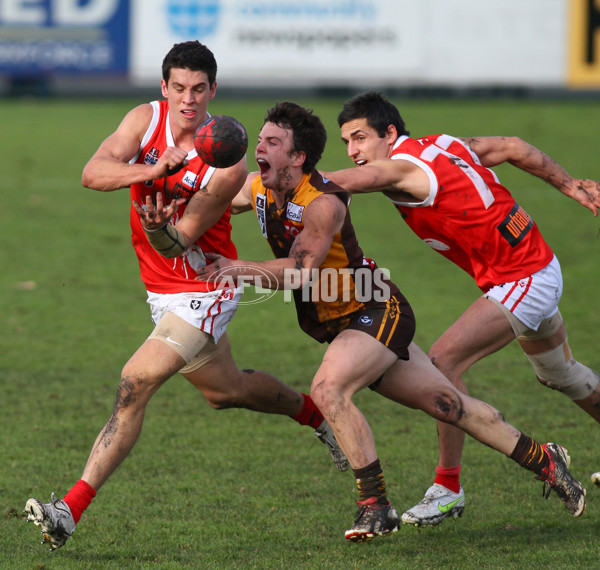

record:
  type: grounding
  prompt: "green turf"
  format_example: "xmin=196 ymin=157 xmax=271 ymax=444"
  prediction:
xmin=2 ymin=96 xmax=600 ymax=569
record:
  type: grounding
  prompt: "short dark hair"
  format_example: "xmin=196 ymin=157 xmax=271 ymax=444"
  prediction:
xmin=337 ymin=91 xmax=410 ymax=138
xmin=161 ymin=41 xmax=217 ymax=86
xmin=264 ymin=102 xmax=327 ymax=173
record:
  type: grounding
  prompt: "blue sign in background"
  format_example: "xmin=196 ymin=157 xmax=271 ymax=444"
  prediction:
xmin=167 ymin=0 xmax=220 ymax=39
xmin=0 ymin=0 xmax=129 ymax=74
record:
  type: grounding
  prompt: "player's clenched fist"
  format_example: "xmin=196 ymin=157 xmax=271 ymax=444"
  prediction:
xmin=153 ymin=146 xmax=189 ymax=178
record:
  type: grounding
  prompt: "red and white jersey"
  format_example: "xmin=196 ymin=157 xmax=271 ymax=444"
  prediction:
xmin=389 ymin=134 xmax=554 ymax=292
xmin=129 ymin=100 xmax=237 ymax=294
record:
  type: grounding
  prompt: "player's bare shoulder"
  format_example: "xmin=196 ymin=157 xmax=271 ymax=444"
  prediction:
xmin=384 ymin=157 xmax=432 ymax=203
xmin=306 ymin=192 xmax=347 ymax=231
xmin=118 ymin=103 xmax=155 ymax=135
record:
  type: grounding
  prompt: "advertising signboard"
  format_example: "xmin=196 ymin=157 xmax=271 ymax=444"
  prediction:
xmin=131 ymin=0 xmax=425 ymax=87
xmin=0 ymin=0 xmax=129 ymax=74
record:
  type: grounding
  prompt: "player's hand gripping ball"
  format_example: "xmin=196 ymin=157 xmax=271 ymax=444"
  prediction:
xmin=194 ymin=115 xmax=249 ymax=168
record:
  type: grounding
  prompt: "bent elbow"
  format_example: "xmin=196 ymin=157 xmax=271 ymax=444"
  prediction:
xmin=81 ymin=167 xmax=99 ymax=190
xmin=81 ymin=171 xmax=115 ymax=192
xmin=81 ymin=172 xmax=92 ymax=189
xmin=506 ymin=136 xmax=529 ymax=159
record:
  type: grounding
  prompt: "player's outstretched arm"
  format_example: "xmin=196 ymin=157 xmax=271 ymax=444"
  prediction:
xmin=323 ymin=159 xmax=428 ymax=201
xmin=81 ymin=104 xmax=188 ymax=192
xmin=463 ymin=136 xmax=600 ymax=216
xmin=196 ymin=193 xmax=344 ymax=289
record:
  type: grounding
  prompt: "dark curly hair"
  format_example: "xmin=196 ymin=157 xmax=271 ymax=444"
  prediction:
xmin=264 ymin=102 xmax=327 ymax=174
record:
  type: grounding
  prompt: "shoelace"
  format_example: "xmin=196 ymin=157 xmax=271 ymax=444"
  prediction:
xmin=353 ymin=504 xmax=370 ymax=524
xmin=539 ymin=462 xmax=557 ymax=500
xmin=541 ymin=481 xmax=552 ymax=500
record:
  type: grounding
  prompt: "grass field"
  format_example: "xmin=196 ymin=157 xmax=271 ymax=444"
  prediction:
xmin=2 ymin=95 xmax=600 ymax=569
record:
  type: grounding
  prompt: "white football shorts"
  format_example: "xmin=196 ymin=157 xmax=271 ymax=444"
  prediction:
xmin=146 ymin=287 xmax=242 ymax=349
xmin=484 ymin=255 xmax=563 ymax=333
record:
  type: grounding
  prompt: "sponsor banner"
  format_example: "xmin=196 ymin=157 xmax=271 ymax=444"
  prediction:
xmin=0 ymin=0 xmax=129 ymax=74
xmin=131 ymin=0 xmax=425 ymax=87
xmin=2 ymin=0 xmax=583 ymax=88
xmin=131 ymin=0 xmax=570 ymax=88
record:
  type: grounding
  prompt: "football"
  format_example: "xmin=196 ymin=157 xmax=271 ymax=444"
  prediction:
xmin=194 ymin=114 xmax=249 ymax=168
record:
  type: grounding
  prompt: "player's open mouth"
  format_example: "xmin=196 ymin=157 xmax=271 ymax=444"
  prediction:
xmin=182 ymin=109 xmax=196 ymax=118
xmin=257 ymin=158 xmax=270 ymax=176
xmin=355 ymin=159 xmax=367 ymax=166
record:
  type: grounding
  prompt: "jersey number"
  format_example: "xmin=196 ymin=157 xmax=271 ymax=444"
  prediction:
xmin=421 ymin=143 xmax=496 ymax=209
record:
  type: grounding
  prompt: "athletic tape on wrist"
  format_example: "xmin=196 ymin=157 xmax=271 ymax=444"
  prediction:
xmin=144 ymin=223 xmax=186 ymax=258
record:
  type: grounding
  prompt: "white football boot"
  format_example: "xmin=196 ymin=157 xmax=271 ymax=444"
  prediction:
xmin=24 ymin=493 xmax=76 ymax=550
xmin=401 ymin=484 xmax=465 ymax=527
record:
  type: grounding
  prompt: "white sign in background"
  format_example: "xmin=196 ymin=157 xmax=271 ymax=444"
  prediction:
xmin=131 ymin=0 xmax=566 ymax=88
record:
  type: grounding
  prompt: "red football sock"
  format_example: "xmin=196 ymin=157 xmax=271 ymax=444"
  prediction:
xmin=434 ymin=465 xmax=461 ymax=494
xmin=291 ymin=393 xmax=325 ymax=428
xmin=63 ymin=479 xmax=97 ymax=524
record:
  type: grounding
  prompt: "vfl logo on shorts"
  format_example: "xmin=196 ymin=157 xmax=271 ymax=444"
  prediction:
xmin=190 ymin=300 xmax=202 ymax=310
xmin=358 ymin=315 xmax=373 ymax=326
xmin=497 ymin=202 xmax=533 ymax=247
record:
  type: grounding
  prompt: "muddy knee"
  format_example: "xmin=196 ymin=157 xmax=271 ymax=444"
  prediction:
xmin=113 ymin=375 xmax=142 ymax=411
xmin=114 ymin=360 xmax=170 ymax=412
xmin=310 ymin=379 xmax=341 ymax=416
xmin=432 ymin=392 xmax=466 ymax=424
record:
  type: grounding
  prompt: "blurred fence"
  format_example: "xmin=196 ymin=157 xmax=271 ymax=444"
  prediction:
xmin=2 ymin=0 xmax=600 ymax=98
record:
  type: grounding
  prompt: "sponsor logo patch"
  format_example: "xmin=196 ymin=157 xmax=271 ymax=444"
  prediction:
xmin=497 ymin=202 xmax=533 ymax=247
xmin=358 ymin=315 xmax=373 ymax=326
xmin=169 ymin=182 xmax=195 ymax=202
xmin=286 ymin=201 xmax=305 ymax=222
xmin=182 ymin=170 xmax=198 ymax=188
xmin=256 ymin=193 xmax=267 ymax=237
xmin=144 ymin=148 xmax=159 ymax=165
